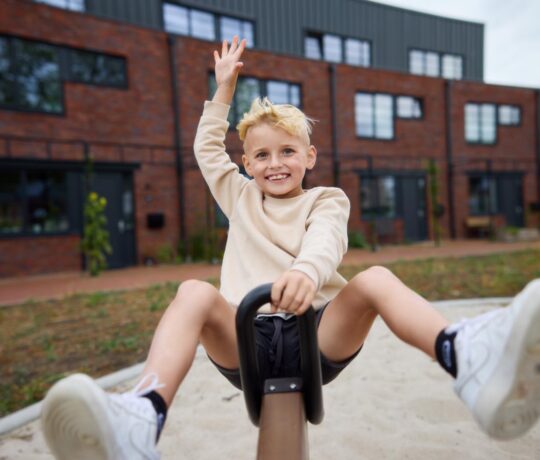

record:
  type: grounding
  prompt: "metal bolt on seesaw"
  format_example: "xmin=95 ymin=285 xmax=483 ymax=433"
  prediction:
xmin=236 ymin=283 xmax=324 ymax=460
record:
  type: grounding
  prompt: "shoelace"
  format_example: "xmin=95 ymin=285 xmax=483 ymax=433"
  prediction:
xmin=112 ymin=373 xmax=166 ymax=415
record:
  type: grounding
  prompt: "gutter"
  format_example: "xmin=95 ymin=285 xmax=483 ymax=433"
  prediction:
xmin=167 ymin=35 xmax=188 ymax=258
xmin=329 ymin=64 xmax=340 ymax=187
xmin=444 ymin=80 xmax=456 ymax=239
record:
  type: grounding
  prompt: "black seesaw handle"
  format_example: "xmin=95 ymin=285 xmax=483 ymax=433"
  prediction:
xmin=236 ymin=283 xmax=324 ymax=426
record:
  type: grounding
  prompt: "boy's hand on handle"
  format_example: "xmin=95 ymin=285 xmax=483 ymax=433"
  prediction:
xmin=213 ymin=35 xmax=246 ymax=105
xmin=271 ymin=270 xmax=316 ymax=316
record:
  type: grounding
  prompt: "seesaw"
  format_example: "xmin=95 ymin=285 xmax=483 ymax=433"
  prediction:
xmin=236 ymin=283 xmax=324 ymax=460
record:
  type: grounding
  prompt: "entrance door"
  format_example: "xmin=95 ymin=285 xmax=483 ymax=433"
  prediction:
xmin=498 ymin=174 xmax=524 ymax=227
xmin=90 ymin=172 xmax=136 ymax=269
xmin=401 ymin=175 xmax=428 ymax=241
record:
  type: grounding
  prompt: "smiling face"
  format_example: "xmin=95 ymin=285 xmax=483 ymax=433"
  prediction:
xmin=242 ymin=122 xmax=317 ymax=199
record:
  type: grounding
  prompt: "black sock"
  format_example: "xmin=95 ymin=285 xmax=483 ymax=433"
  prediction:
xmin=434 ymin=328 xmax=458 ymax=378
xmin=142 ymin=391 xmax=168 ymax=442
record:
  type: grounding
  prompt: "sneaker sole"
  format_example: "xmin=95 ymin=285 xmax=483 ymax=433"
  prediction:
xmin=41 ymin=374 xmax=117 ymax=460
xmin=475 ymin=280 xmax=540 ymax=440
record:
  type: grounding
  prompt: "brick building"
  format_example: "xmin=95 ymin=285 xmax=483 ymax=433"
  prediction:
xmin=0 ymin=0 xmax=539 ymax=276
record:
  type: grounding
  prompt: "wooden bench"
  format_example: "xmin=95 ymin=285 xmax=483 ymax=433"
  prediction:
xmin=465 ymin=216 xmax=491 ymax=237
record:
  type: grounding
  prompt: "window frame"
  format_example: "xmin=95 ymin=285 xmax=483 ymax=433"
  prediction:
xmin=34 ymin=0 xmax=85 ymax=12
xmin=163 ymin=2 xmax=255 ymax=48
xmin=464 ymin=102 xmax=498 ymax=145
xmin=208 ymin=73 xmax=303 ymax=128
xmin=497 ymin=104 xmax=521 ymax=127
xmin=409 ymin=48 xmax=464 ymax=80
xmin=304 ymin=30 xmax=371 ymax=67
xmin=355 ymin=91 xmax=424 ymax=140
xmin=0 ymin=35 xmax=128 ymax=115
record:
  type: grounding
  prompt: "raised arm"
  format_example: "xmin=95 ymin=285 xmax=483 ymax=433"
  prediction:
xmin=212 ymin=36 xmax=246 ymax=105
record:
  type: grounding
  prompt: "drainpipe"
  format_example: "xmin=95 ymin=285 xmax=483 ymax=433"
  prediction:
xmin=167 ymin=35 xmax=187 ymax=258
xmin=444 ymin=80 xmax=456 ymax=239
xmin=536 ymin=90 xmax=540 ymax=206
xmin=329 ymin=64 xmax=340 ymax=187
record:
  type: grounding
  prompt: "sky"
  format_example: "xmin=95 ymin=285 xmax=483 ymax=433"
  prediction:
xmin=371 ymin=0 xmax=540 ymax=89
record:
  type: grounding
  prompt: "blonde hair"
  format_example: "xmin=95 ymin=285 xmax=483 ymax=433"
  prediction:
xmin=236 ymin=97 xmax=315 ymax=144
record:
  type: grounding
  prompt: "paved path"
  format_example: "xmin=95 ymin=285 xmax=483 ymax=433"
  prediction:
xmin=1 ymin=239 xmax=539 ymax=306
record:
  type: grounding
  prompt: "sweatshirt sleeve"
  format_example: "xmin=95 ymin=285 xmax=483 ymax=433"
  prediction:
xmin=291 ymin=188 xmax=350 ymax=289
xmin=193 ymin=100 xmax=249 ymax=218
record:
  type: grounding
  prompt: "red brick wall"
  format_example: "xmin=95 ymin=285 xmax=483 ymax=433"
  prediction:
xmin=0 ymin=235 xmax=81 ymax=277
xmin=0 ymin=1 xmax=538 ymax=276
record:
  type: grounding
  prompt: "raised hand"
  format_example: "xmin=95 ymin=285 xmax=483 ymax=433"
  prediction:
xmin=212 ymin=36 xmax=246 ymax=104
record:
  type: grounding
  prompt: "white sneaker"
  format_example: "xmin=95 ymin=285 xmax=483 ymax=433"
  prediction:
xmin=450 ymin=279 xmax=540 ymax=439
xmin=41 ymin=373 xmax=163 ymax=460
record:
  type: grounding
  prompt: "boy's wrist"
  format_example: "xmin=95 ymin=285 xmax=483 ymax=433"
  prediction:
xmin=212 ymin=83 xmax=235 ymax=105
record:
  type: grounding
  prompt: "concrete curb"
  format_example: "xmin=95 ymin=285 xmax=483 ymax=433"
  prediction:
xmin=0 ymin=298 xmax=512 ymax=436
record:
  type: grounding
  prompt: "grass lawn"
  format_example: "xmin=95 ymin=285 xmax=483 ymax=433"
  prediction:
xmin=1 ymin=249 xmax=539 ymax=417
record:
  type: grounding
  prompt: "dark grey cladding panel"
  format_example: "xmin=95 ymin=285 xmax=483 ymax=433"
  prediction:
xmin=84 ymin=0 xmax=484 ymax=80
xmin=86 ymin=0 xmax=163 ymax=28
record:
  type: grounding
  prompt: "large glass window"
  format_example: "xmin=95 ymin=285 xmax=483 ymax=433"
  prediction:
xmin=465 ymin=103 xmax=496 ymax=144
xmin=164 ymin=3 xmax=254 ymax=47
xmin=469 ymin=176 xmax=498 ymax=215
xmin=355 ymin=93 xmax=394 ymax=139
xmin=13 ymin=39 xmax=62 ymax=113
xmin=0 ymin=36 xmax=127 ymax=114
xmin=498 ymin=105 xmax=521 ymax=126
xmin=396 ymin=96 xmax=422 ymax=119
xmin=305 ymin=33 xmax=370 ymax=67
xmin=360 ymin=176 xmax=396 ymax=219
xmin=0 ymin=170 xmax=69 ymax=235
xmin=209 ymin=75 xmax=301 ymax=126
xmin=69 ymin=49 xmax=126 ymax=87
xmin=34 ymin=0 xmax=85 ymax=11
xmin=409 ymin=49 xmax=463 ymax=80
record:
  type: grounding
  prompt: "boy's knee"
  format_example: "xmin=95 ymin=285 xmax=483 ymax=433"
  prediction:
xmin=175 ymin=279 xmax=220 ymax=309
xmin=354 ymin=265 xmax=395 ymax=289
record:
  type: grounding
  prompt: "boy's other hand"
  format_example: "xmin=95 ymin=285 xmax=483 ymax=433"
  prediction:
xmin=213 ymin=36 xmax=246 ymax=104
xmin=271 ymin=270 xmax=316 ymax=316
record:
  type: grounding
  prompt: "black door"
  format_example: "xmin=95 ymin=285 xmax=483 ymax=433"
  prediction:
xmin=401 ymin=175 xmax=428 ymax=241
xmin=498 ymin=174 xmax=524 ymax=227
xmin=90 ymin=172 xmax=136 ymax=269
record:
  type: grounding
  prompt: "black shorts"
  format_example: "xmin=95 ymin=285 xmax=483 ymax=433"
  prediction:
xmin=209 ymin=303 xmax=362 ymax=390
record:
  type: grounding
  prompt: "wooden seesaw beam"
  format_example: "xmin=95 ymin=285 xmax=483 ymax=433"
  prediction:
xmin=236 ymin=284 xmax=324 ymax=460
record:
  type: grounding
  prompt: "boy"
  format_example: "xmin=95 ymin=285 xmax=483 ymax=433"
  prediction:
xmin=41 ymin=37 xmax=540 ymax=459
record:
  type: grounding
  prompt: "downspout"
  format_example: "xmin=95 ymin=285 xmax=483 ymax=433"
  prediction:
xmin=444 ymin=80 xmax=456 ymax=239
xmin=167 ymin=35 xmax=187 ymax=258
xmin=536 ymin=90 xmax=540 ymax=207
xmin=329 ymin=63 xmax=340 ymax=187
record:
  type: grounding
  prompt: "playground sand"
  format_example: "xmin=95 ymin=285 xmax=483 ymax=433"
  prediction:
xmin=1 ymin=302 xmax=539 ymax=459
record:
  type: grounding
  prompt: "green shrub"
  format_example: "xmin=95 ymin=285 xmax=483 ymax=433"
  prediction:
xmin=348 ymin=231 xmax=369 ymax=249
xmin=81 ymin=192 xmax=112 ymax=276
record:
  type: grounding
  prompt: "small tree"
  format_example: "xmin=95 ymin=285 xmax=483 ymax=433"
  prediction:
xmin=81 ymin=191 xmax=112 ymax=276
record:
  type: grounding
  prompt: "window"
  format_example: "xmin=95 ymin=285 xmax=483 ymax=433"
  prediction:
xmin=360 ymin=176 xmax=396 ymax=219
xmin=209 ymin=75 xmax=301 ymax=126
xmin=0 ymin=36 xmax=128 ymax=114
xmin=498 ymin=105 xmax=521 ymax=126
xmin=396 ymin=96 xmax=422 ymax=119
xmin=465 ymin=103 xmax=496 ymax=144
xmin=355 ymin=93 xmax=394 ymax=139
xmin=305 ymin=33 xmax=370 ymax=67
xmin=409 ymin=49 xmax=463 ymax=79
xmin=34 ymin=0 xmax=85 ymax=11
xmin=0 ymin=169 xmax=69 ymax=235
xmin=0 ymin=38 xmax=63 ymax=113
xmin=68 ymin=49 xmax=127 ymax=87
xmin=164 ymin=3 xmax=255 ymax=47
xmin=468 ymin=176 xmax=498 ymax=215
xmin=442 ymin=54 xmax=463 ymax=79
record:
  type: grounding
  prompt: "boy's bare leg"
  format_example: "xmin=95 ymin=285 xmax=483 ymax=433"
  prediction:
xmin=318 ymin=265 xmax=448 ymax=362
xmin=41 ymin=280 xmax=238 ymax=459
xmin=141 ymin=279 xmax=238 ymax=405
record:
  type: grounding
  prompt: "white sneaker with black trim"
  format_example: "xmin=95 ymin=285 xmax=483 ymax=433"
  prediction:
xmin=450 ymin=279 xmax=540 ymax=439
xmin=41 ymin=373 xmax=163 ymax=460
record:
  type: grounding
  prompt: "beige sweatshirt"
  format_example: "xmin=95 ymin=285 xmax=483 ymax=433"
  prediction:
xmin=193 ymin=101 xmax=350 ymax=311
